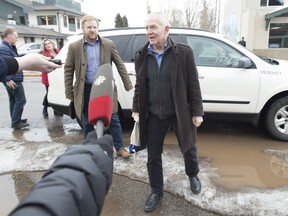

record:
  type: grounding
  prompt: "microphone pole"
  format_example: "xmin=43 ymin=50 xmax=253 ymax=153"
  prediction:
xmin=88 ymin=63 xmax=113 ymax=138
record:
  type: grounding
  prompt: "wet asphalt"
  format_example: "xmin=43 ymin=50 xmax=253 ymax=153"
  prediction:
xmin=0 ymin=76 xmax=287 ymax=216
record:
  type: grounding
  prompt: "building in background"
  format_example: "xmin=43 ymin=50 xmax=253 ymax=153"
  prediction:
xmin=219 ymin=0 xmax=288 ymax=52
xmin=0 ymin=0 xmax=86 ymax=48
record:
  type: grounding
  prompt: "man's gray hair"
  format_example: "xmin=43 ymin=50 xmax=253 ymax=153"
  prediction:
xmin=147 ymin=12 xmax=170 ymax=27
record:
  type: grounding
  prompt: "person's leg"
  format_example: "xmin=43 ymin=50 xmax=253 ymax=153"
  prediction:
xmin=144 ymin=114 xmax=168 ymax=212
xmin=170 ymin=117 xmax=201 ymax=193
xmin=183 ymin=145 xmax=200 ymax=176
xmin=42 ymin=86 xmax=49 ymax=117
xmin=169 ymin=117 xmax=200 ymax=177
xmin=3 ymin=83 xmax=15 ymax=119
xmin=82 ymin=84 xmax=94 ymax=139
xmin=146 ymin=114 xmax=168 ymax=195
xmin=109 ymin=112 xmax=123 ymax=151
xmin=11 ymin=82 xmax=26 ymax=127
xmin=109 ymin=112 xmax=130 ymax=158
xmin=184 ymin=145 xmax=201 ymax=194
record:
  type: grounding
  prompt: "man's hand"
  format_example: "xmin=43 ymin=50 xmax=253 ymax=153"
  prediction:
xmin=6 ymin=80 xmax=17 ymax=89
xmin=132 ymin=112 xmax=139 ymax=122
xmin=192 ymin=116 xmax=203 ymax=127
xmin=16 ymin=53 xmax=61 ymax=72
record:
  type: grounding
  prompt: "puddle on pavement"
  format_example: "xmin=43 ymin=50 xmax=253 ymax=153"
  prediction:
xmin=163 ymin=122 xmax=288 ymax=191
xmin=0 ymin=175 xmax=18 ymax=216
xmin=1 ymin=122 xmax=288 ymax=215
xmin=0 ymin=172 xmax=43 ymax=216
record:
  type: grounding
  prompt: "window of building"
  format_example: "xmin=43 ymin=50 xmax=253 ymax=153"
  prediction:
xmin=37 ymin=15 xmax=57 ymax=25
xmin=77 ymin=19 xmax=80 ymax=29
xmin=37 ymin=16 xmax=46 ymax=25
xmin=68 ymin=18 xmax=76 ymax=31
xmin=47 ymin=15 xmax=57 ymax=25
xmin=63 ymin=16 xmax=67 ymax=28
xmin=269 ymin=23 xmax=288 ymax=48
xmin=261 ymin=0 xmax=284 ymax=6
xmin=19 ymin=16 xmax=25 ymax=25
xmin=32 ymin=0 xmax=45 ymax=4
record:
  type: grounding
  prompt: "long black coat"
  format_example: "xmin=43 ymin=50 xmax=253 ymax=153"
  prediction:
xmin=9 ymin=132 xmax=114 ymax=216
xmin=132 ymin=38 xmax=204 ymax=154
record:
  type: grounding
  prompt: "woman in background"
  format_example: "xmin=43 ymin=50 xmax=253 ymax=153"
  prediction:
xmin=40 ymin=38 xmax=61 ymax=117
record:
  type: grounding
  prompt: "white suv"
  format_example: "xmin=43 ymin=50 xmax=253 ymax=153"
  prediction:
xmin=48 ymin=28 xmax=288 ymax=141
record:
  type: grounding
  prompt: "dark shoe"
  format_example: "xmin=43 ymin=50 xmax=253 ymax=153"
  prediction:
xmin=42 ymin=107 xmax=48 ymax=117
xmin=144 ymin=193 xmax=163 ymax=212
xmin=21 ymin=118 xmax=27 ymax=123
xmin=12 ymin=122 xmax=29 ymax=129
xmin=190 ymin=175 xmax=201 ymax=194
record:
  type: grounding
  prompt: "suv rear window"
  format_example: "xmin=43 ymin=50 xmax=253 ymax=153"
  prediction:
xmin=105 ymin=35 xmax=132 ymax=58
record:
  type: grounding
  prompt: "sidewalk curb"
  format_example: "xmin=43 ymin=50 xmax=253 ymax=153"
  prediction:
xmin=23 ymin=71 xmax=41 ymax=77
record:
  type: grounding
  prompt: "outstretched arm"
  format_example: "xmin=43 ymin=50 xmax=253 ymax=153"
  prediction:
xmin=9 ymin=132 xmax=114 ymax=216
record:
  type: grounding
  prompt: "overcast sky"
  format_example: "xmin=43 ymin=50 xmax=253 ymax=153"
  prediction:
xmin=82 ymin=0 xmax=184 ymax=29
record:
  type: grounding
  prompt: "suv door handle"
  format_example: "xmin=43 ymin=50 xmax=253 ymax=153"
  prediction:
xmin=128 ymin=72 xmax=136 ymax=76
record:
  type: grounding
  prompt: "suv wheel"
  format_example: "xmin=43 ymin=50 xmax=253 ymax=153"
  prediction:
xmin=265 ymin=97 xmax=288 ymax=141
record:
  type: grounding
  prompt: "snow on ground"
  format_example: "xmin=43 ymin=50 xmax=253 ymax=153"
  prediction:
xmin=0 ymin=139 xmax=287 ymax=216
xmin=114 ymin=148 xmax=288 ymax=216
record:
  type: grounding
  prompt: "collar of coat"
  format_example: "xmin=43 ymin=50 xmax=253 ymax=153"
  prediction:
xmin=137 ymin=37 xmax=179 ymax=57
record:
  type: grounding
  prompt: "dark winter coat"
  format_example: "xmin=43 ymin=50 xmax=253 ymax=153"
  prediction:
xmin=0 ymin=56 xmax=18 ymax=81
xmin=132 ymin=37 xmax=204 ymax=154
xmin=9 ymin=132 xmax=114 ymax=216
xmin=0 ymin=40 xmax=23 ymax=82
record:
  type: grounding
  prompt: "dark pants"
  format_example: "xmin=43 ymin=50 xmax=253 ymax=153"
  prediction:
xmin=42 ymin=85 xmax=50 ymax=107
xmin=4 ymin=82 xmax=26 ymax=127
xmin=146 ymin=114 xmax=199 ymax=194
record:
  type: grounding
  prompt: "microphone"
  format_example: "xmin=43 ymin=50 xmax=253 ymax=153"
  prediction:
xmin=88 ymin=63 xmax=113 ymax=138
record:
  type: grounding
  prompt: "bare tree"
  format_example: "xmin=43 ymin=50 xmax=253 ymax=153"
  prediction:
xmin=146 ymin=0 xmax=215 ymax=30
xmin=183 ymin=0 xmax=201 ymax=28
xmin=146 ymin=0 xmax=151 ymax=14
xmin=199 ymin=0 xmax=216 ymax=31
xmin=169 ymin=8 xmax=184 ymax=27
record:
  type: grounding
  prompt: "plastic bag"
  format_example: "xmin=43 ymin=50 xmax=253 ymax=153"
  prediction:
xmin=129 ymin=121 xmax=140 ymax=154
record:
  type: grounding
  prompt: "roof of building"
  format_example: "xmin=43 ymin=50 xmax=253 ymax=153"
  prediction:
xmin=265 ymin=5 xmax=288 ymax=29
xmin=5 ymin=0 xmax=85 ymax=16
xmin=0 ymin=23 xmax=67 ymax=39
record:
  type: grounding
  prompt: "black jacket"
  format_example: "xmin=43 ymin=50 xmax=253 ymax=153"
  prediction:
xmin=0 ymin=40 xmax=23 ymax=82
xmin=9 ymin=132 xmax=114 ymax=216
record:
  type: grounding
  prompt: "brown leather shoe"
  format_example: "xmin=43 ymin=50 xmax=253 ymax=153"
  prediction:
xmin=117 ymin=148 xmax=131 ymax=158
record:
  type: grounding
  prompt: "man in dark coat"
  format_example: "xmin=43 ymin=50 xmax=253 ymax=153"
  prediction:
xmin=9 ymin=132 xmax=114 ymax=216
xmin=132 ymin=12 xmax=204 ymax=213
xmin=0 ymin=28 xmax=28 ymax=129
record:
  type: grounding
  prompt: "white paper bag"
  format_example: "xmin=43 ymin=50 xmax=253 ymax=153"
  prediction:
xmin=129 ymin=121 xmax=140 ymax=153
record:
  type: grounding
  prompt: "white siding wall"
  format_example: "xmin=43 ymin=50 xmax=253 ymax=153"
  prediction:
xmin=28 ymin=13 xmax=82 ymax=35
xmin=220 ymin=0 xmax=288 ymax=50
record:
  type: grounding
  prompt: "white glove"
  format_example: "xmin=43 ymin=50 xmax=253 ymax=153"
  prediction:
xmin=192 ymin=116 xmax=203 ymax=127
xmin=132 ymin=112 xmax=139 ymax=122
